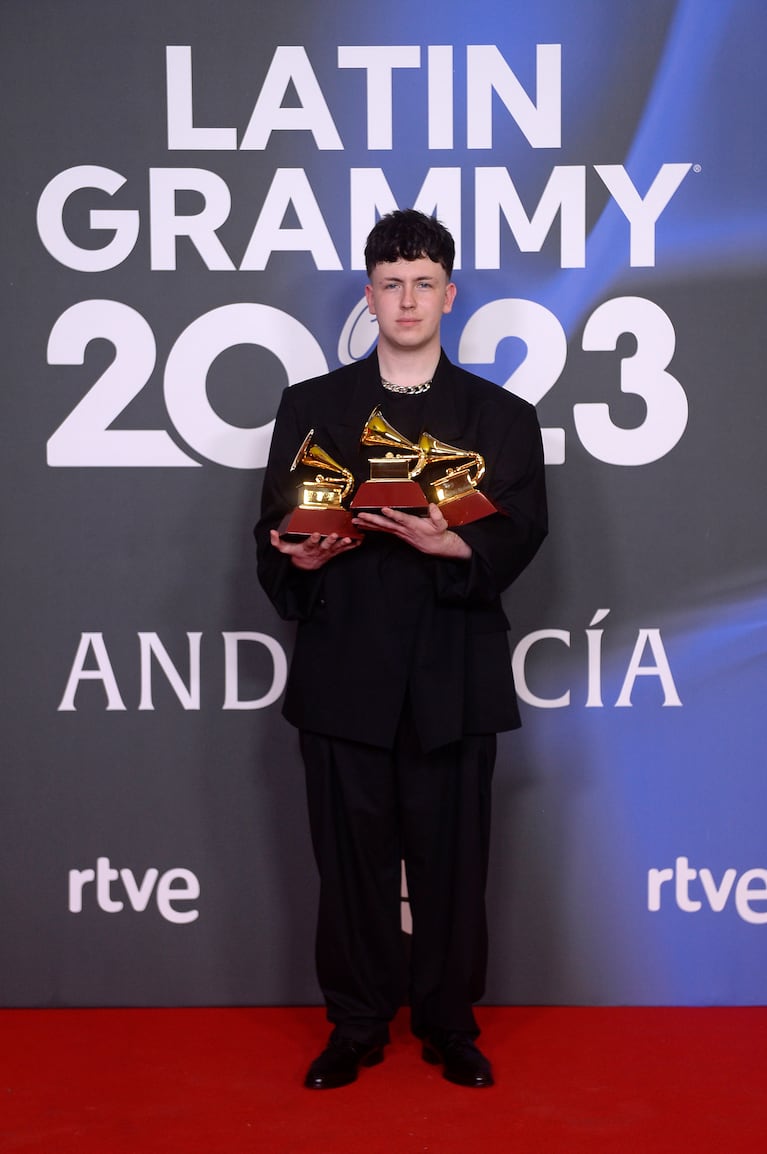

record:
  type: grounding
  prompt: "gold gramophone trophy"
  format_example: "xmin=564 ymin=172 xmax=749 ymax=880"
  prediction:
xmin=414 ymin=431 xmax=499 ymax=527
xmin=279 ymin=431 xmax=363 ymax=541
xmin=350 ymin=407 xmax=430 ymax=514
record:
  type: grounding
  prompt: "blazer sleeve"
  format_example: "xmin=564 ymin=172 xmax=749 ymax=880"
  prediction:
xmin=254 ymin=387 xmax=327 ymax=621
xmin=433 ymin=398 xmax=548 ymax=606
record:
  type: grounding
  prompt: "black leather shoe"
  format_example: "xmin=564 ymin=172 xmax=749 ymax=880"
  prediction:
xmin=422 ymin=1032 xmax=494 ymax=1087
xmin=304 ymin=1037 xmax=384 ymax=1090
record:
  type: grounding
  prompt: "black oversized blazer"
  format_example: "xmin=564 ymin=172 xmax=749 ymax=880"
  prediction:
xmin=255 ymin=350 xmax=547 ymax=751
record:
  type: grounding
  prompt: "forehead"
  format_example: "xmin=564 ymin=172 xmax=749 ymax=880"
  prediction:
xmin=370 ymin=256 xmax=448 ymax=282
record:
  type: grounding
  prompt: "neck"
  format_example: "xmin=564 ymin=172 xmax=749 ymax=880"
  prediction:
xmin=376 ymin=346 xmax=441 ymax=388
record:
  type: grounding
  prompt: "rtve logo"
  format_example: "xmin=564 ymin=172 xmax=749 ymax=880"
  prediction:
xmin=648 ymin=856 xmax=767 ymax=925
xmin=68 ymin=857 xmax=200 ymax=923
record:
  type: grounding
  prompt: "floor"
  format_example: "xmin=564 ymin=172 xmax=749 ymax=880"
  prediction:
xmin=2 ymin=1005 xmax=766 ymax=1152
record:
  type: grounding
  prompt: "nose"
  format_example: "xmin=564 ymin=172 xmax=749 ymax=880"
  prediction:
xmin=401 ymin=284 xmax=416 ymax=309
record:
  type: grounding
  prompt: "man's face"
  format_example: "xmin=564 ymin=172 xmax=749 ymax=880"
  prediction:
xmin=365 ymin=257 xmax=456 ymax=355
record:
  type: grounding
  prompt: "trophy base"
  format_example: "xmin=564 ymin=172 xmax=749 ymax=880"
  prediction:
xmin=439 ymin=489 xmax=499 ymax=528
xmin=279 ymin=506 xmax=363 ymax=542
xmin=350 ymin=479 xmax=430 ymax=515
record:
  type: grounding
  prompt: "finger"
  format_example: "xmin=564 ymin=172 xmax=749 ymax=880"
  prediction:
xmin=324 ymin=535 xmax=356 ymax=553
xmin=381 ymin=507 xmax=424 ymax=528
xmin=359 ymin=508 xmax=396 ymax=521
xmin=353 ymin=512 xmax=390 ymax=529
xmin=428 ymin=503 xmax=448 ymax=531
xmin=270 ymin=529 xmax=299 ymax=554
xmin=384 ymin=507 xmax=422 ymax=523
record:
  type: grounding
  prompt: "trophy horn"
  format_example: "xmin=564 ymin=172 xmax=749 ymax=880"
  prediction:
xmin=416 ymin=430 xmax=486 ymax=485
xmin=290 ymin=429 xmax=353 ymax=501
xmin=360 ymin=407 xmax=425 ymax=474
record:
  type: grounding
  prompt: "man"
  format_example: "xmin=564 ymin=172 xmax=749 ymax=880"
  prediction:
xmin=255 ymin=210 xmax=547 ymax=1090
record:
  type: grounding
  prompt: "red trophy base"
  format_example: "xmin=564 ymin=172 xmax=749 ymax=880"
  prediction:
xmin=350 ymin=479 xmax=430 ymax=515
xmin=439 ymin=489 xmax=500 ymax=528
xmin=279 ymin=506 xmax=363 ymax=542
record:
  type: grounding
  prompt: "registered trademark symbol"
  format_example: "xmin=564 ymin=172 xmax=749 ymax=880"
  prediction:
xmin=693 ymin=164 xmax=702 ymax=173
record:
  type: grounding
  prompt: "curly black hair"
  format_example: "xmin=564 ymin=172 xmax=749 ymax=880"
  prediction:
xmin=364 ymin=209 xmax=455 ymax=277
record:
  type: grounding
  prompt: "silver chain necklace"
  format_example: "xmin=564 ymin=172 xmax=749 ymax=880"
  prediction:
xmin=380 ymin=376 xmax=432 ymax=395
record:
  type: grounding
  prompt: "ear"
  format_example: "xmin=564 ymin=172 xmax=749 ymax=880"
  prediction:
xmin=442 ymin=281 xmax=457 ymax=315
xmin=364 ymin=282 xmax=376 ymax=315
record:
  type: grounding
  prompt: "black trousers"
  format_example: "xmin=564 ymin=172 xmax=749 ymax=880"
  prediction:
xmin=300 ymin=709 xmax=496 ymax=1047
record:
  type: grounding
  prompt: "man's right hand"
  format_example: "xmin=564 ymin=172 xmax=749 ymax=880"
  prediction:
xmin=269 ymin=529 xmax=362 ymax=571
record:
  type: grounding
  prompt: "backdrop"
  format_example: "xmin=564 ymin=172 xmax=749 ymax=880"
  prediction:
xmin=2 ymin=0 xmax=766 ymax=1007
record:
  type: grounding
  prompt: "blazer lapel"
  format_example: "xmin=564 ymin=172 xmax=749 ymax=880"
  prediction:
xmin=321 ymin=352 xmax=383 ymax=479
xmin=421 ymin=351 xmax=470 ymax=444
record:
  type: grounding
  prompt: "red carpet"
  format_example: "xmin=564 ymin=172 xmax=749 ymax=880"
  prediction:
xmin=1 ymin=1006 xmax=765 ymax=1153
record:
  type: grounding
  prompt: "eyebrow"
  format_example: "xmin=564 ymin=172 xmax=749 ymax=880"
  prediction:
xmin=380 ymin=274 xmax=437 ymax=283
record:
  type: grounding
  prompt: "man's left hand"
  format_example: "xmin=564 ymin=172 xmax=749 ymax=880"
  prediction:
xmin=352 ymin=503 xmax=472 ymax=559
